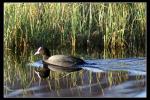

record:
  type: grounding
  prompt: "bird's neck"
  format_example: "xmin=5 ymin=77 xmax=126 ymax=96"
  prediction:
xmin=43 ymin=55 xmax=50 ymax=60
xmin=42 ymin=55 xmax=50 ymax=69
xmin=42 ymin=56 xmax=49 ymax=69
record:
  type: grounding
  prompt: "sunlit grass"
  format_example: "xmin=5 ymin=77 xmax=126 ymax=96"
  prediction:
xmin=4 ymin=3 xmax=146 ymax=57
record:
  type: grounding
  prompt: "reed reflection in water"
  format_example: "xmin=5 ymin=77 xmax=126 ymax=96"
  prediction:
xmin=4 ymin=49 xmax=146 ymax=97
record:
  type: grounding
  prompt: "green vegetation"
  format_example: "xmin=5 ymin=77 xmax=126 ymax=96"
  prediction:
xmin=4 ymin=3 xmax=146 ymax=56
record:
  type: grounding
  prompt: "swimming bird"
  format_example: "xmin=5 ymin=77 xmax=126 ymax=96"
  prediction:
xmin=34 ymin=47 xmax=85 ymax=78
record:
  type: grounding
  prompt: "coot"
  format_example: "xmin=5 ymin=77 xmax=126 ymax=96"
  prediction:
xmin=34 ymin=47 xmax=85 ymax=72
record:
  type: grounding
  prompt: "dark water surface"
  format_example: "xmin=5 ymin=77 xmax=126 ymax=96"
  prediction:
xmin=4 ymin=57 xmax=146 ymax=98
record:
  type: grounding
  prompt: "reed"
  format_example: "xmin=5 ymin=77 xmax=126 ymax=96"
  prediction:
xmin=4 ymin=51 xmax=31 ymax=91
xmin=4 ymin=3 xmax=146 ymax=57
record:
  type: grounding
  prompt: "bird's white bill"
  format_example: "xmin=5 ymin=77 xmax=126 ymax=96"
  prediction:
xmin=34 ymin=47 xmax=42 ymax=55
xmin=34 ymin=51 xmax=40 ymax=55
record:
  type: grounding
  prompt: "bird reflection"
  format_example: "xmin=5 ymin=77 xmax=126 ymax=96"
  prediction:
xmin=34 ymin=62 xmax=50 ymax=85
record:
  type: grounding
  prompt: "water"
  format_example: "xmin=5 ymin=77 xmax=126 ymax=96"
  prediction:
xmin=4 ymin=57 xmax=146 ymax=98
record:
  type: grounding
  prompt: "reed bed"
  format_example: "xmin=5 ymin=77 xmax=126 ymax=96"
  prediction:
xmin=4 ymin=3 xmax=146 ymax=56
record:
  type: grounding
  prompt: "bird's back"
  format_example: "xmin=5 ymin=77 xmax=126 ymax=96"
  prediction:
xmin=44 ymin=55 xmax=85 ymax=67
